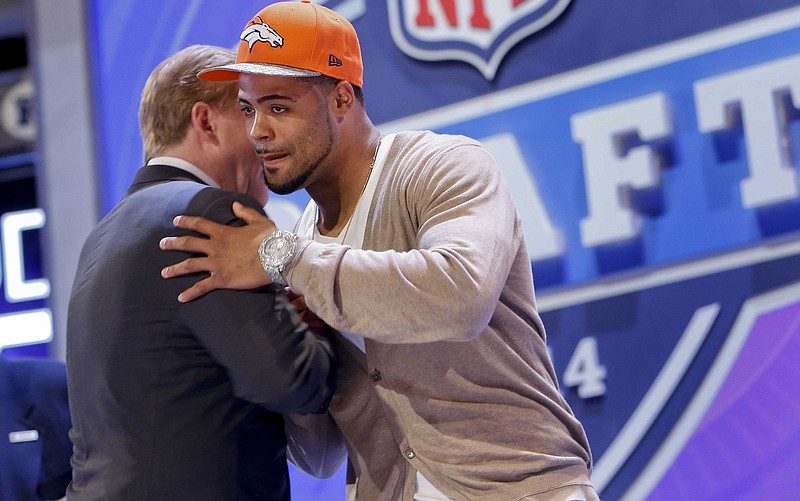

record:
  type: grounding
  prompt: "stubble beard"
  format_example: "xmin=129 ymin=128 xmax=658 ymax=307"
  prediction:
xmin=260 ymin=114 xmax=335 ymax=196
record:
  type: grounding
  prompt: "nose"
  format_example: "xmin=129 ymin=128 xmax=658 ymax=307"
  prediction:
xmin=248 ymin=111 xmax=273 ymax=142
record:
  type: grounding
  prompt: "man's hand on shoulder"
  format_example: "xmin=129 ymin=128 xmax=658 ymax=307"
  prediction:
xmin=160 ymin=202 xmax=277 ymax=302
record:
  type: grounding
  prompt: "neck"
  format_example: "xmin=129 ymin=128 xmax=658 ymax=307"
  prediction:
xmin=313 ymin=127 xmax=383 ymax=237
xmin=160 ymin=138 xmax=218 ymax=184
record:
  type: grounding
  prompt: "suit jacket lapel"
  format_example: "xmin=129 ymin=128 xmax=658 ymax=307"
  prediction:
xmin=126 ymin=165 xmax=206 ymax=196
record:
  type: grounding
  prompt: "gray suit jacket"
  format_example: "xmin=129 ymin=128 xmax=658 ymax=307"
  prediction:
xmin=66 ymin=165 xmax=337 ymax=500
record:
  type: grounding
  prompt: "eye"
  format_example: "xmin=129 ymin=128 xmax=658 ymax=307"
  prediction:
xmin=271 ymin=105 xmax=287 ymax=114
xmin=240 ymin=105 xmax=254 ymax=116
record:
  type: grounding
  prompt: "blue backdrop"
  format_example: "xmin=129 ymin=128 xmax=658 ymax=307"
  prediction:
xmin=12 ymin=0 xmax=790 ymax=499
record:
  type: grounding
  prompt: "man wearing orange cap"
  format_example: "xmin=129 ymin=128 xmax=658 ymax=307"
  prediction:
xmin=161 ymin=2 xmax=598 ymax=500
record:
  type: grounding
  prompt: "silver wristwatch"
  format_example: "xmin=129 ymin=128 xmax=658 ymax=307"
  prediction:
xmin=257 ymin=229 xmax=298 ymax=286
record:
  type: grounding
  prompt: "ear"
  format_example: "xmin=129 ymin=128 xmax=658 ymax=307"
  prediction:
xmin=330 ymin=80 xmax=356 ymax=118
xmin=190 ymin=101 xmax=217 ymax=141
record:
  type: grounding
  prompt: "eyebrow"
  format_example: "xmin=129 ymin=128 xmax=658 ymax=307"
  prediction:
xmin=238 ymin=94 xmax=295 ymax=105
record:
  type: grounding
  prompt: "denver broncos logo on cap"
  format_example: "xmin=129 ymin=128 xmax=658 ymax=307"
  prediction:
xmin=241 ymin=16 xmax=284 ymax=51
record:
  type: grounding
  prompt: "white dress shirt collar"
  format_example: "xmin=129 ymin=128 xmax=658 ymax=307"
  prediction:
xmin=147 ymin=156 xmax=219 ymax=188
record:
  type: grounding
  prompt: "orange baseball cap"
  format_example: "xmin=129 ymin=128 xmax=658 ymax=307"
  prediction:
xmin=198 ymin=0 xmax=363 ymax=88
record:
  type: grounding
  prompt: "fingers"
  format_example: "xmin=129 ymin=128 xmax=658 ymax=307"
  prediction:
xmin=159 ymin=235 xmax=210 ymax=255
xmin=288 ymin=294 xmax=307 ymax=311
xmin=160 ymin=205 xmax=275 ymax=302
xmin=177 ymin=279 xmax=212 ymax=303
xmin=172 ymin=214 xmax=225 ymax=237
xmin=286 ymin=291 xmax=330 ymax=331
xmin=232 ymin=201 xmax=271 ymax=225
xmin=302 ymin=315 xmax=330 ymax=332
xmin=160 ymin=256 xmax=205 ymax=279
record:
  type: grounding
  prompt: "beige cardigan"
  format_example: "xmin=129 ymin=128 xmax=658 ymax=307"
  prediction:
xmin=286 ymin=131 xmax=594 ymax=500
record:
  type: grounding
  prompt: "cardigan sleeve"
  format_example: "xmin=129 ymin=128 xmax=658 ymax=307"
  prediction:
xmin=285 ymin=134 xmax=523 ymax=344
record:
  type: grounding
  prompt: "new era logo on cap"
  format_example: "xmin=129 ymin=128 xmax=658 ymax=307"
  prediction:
xmin=329 ymin=54 xmax=343 ymax=67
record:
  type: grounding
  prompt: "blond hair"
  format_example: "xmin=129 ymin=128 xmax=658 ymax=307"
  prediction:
xmin=139 ymin=45 xmax=238 ymax=162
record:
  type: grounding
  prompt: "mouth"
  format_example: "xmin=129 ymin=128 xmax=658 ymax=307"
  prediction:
xmin=259 ymin=151 xmax=289 ymax=164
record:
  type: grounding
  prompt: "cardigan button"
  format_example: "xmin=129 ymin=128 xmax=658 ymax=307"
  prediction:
xmin=370 ymin=369 xmax=382 ymax=382
xmin=404 ymin=448 xmax=416 ymax=459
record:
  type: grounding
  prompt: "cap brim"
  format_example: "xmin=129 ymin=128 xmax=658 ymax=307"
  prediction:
xmin=198 ymin=62 xmax=321 ymax=81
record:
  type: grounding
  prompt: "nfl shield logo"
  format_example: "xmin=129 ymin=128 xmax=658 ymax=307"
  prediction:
xmin=387 ymin=0 xmax=573 ymax=79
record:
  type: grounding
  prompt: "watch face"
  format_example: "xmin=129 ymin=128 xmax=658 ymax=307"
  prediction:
xmin=265 ymin=240 xmax=284 ymax=266
xmin=265 ymin=233 xmax=294 ymax=267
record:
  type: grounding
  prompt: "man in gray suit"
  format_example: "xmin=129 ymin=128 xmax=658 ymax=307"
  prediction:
xmin=65 ymin=45 xmax=338 ymax=500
